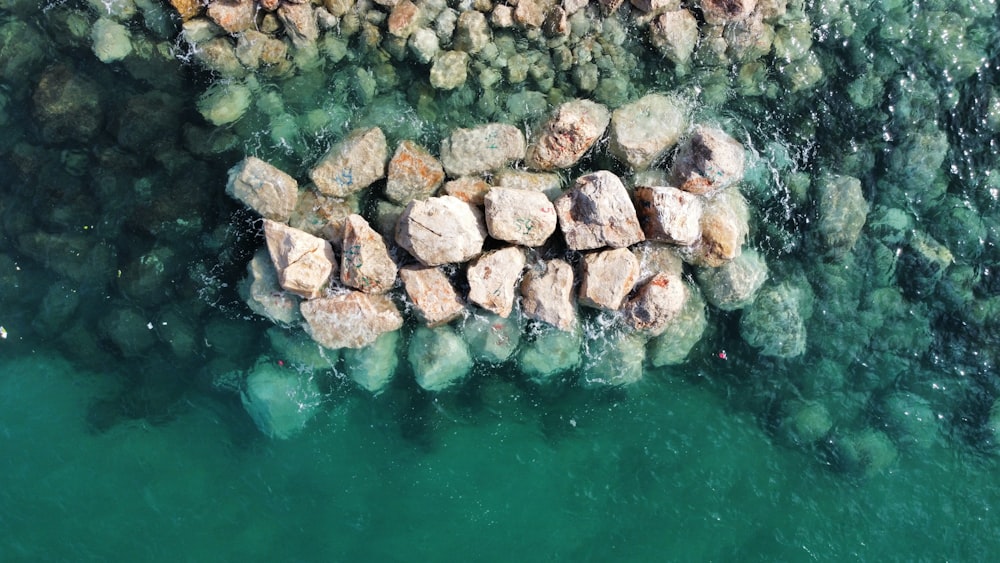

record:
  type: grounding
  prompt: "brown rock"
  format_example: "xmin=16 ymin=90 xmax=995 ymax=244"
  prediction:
xmin=226 ymin=157 xmax=299 ymax=222
xmin=169 ymin=0 xmax=204 ymax=20
xmin=635 ymin=185 xmax=703 ymax=246
xmin=521 ymin=259 xmax=577 ymax=331
xmin=622 ymin=272 xmax=688 ymax=336
xmin=686 ymin=189 xmax=749 ymax=267
xmin=514 ymin=0 xmax=556 ymax=28
xmin=385 ymin=140 xmax=445 ymax=205
xmin=207 ymin=0 xmax=257 ymax=33
xmin=399 ymin=265 xmax=465 ymax=327
xmin=278 ymin=2 xmax=320 ymax=48
xmin=264 ymin=220 xmax=337 ymax=299
xmin=699 ymin=0 xmax=756 ymax=24
xmin=555 ymin=170 xmax=645 ymax=250
xmin=526 ymin=99 xmax=610 ymax=170
xmin=341 ymin=214 xmax=398 ymax=294
xmin=310 ymin=127 xmax=389 ymax=197
xmin=395 ymin=195 xmax=487 ymax=266
xmin=579 ymin=248 xmax=640 ymax=310
xmin=484 ymin=187 xmax=558 ymax=247
xmin=466 ymin=246 xmax=528 ymax=317
xmin=443 ymin=176 xmax=492 ymax=205
xmin=387 ymin=0 xmax=420 ymax=38
xmin=649 ymin=9 xmax=698 ymax=66
xmin=301 ymin=292 xmax=404 ymax=349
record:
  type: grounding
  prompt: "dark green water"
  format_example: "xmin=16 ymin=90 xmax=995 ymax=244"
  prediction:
xmin=3 ymin=0 xmax=1000 ymax=560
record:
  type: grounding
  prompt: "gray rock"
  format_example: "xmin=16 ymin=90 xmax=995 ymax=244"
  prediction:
xmin=579 ymin=248 xmax=640 ymax=311
xmin=622 ymin=272 xmax=688 ymax=336
xmin=739 ymin=281 xmax=812 ymax=358
xmin=278 ymin=1 xmax=319 ymax=48
xmin=227 ymin=157 xmax=299 ymax=222
xmin=301 ymin=291 xmax=404 ymax=349
xmin=635 ymin=185 xmax=703 ymax=246
xmin=685 ymin=188 xmax=750 ymax=267
xmin=408 ymin=27 xmax=440 ymax=63
xmin=341 ymin=214 xmax=397 ymax=294
xmin=521 ymin=258 xmax=577 ymax=331
xmin=32 ymin=64 xmax=103 ymax=144
xmin=649 ymin=10 xmax=698 ymax=66
xmin=385 ymin=140 xmax=446 ymax=205
xmin=467 ymin=246 xmax=528 ymax=317
xmin=310 ymin=127 xmax=389 ymax=197
xmin=91 ymin=17 xmax=133 ymax=63
xmin=527 ymin=99 xmax=610 ymax=170
xmin=454 ymin=10 xmax=491 ymax=53
xmin=484 ymin=187 xmax=558 ymax=247
xmin=239 ymin=248 xmax=303 ymax=325
xmin=440 ymin=123 xmax=526 ymax=177
xmin=670 ymin=126 xmax=746 ymax=197
xmin=409 ymin=325 xmax=473 ymax=391
xmin=493 ymin=169 xmax=563 ymax=200
xmin=896 ymin=230 xmax=954 ymax=300
xmin=695 ymin=248 xmax=768 ymax=310
xmin=609 ymin=94 xmax=688 ymax=170
xmin=241 ymin=359 xmax=324 ymax=439
xmin=461 ymin=311 xmax=523 ymax=363
xmin=399 ymin=264 xmax=465 ymax=327
xmin=343 ymin=330 xmax=400 ymax=394
xmin=429 ymin=50 xmax=469 ymax=90
xmin=264 ymin=219 xmax=336 ymax=300
xmin=813 ymin=174 xmax=869 ymax=258
xmin=395 ymin=195 xmax=487 ymax=266
xmin=555 ymin=170 xmax=645 ymax=250
xmin=648 ymin=282 xmax=707 ymax=365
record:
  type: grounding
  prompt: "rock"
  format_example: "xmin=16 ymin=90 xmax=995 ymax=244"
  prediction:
xmin=241 ymin=359 xmax=324 ymax=439
xmin=519 ymin=324 xmax=582 ymax=381
xmin=385 ymin=140 xmax=445 ymax=205
xmin=649 ymin=10 xmax=698 ymax=66
xmin=278 ymin=2 xmax=320 ymax=48
xmin=461 ymin=312 xmax=522 ymax=363
xmin=685 ymin=189 xmax=750 ymax=267
xmin=832 ymin=428 xmax=898 ymax=477
xmin=169 ymin=0 xmax=204 ymax=20
xmin=579 ymin=248 xmax=640 ymax=311
xmin=812 ymin=174 xmax=869 ymax=258
xmin=91 ymin=17 xmax=133 ymax=63
xmin=622 ymin=272 xmax=687 ymax=335
xmin=879 ymin=391 xmax=938 ymax=448
xmin=409 ymin=325 xmax=474 ymax=391
xmin=454 ymin=10 xmax=491 ymax=53
xmin=207 ymin=0 xmax=257 ymax=33
xmin=648 ymin=282 xmax=707 ymax=365
xmin=484 ymin=187 xmax=558 ymax=247
xmin=100 ymin=307 xmax=156 ymax=358
xmin=193 ymin=36 xmax=247 ymax=78
xmin=289 ymin=190 xmax=359 ymax=247
xmin=399 ymin=264 xmax=465 ymax=327
xmin=266 ymin=326 xmax=338 ymax=370
xmin=310 ymin=127 xmax=389 ymax=197
xmin=724 ymin=12 xmax=774 ymax=62
xmin=695 ymin=248 xmax=768 ymax=310
xmin=32 ymin=64 xmax=103 ymax=144
xmin=580 ymin=331 xmax=647 ymax=387
xmin=226 ymin=157 xmax=299 ymax=222
xmin=632 ymin=241 xmax=685 ymax=284
xmin=555 ymin=170 xmax=645 ymax=250
xmin=466 ymin=246 xmax=528 ymax=317
xmin=440 ymin=123 xmax=526 ymax=177
xmin=526 ymin=99 xmax=610 ymax=170
xmin=408 ymin=27 xmax=440 ymax=63
xmin=264 ymin=220 xmax=337 ymax=299
xmin=493 ymin=170 xmax=563 ymax=200
xmin=429 ymin=50 xmax=469 ymax=90
xmin=699 ymin=0 xmax=756 ymax=24
xmin=341 ymin=214 xmax=397 ymax=294
xmin=197 ymin=81 xmax=252 ymax=126
xmin=778 ymin=401 xmax=832 ymax=445
xmin=630 ymin=0 xmax=680 ymax=11
xmin=670 ymin=126 xmax=746 ymax=196
xmin=395 ymin=195 xmax=487 ymax=266
xmin=609 ymin=93 xmax=688 ymax=170
xmin=301 ymin=291 xmax=404 ymax=349
xmin=491 ymin=5 xmax=515 ymax=27
xmin=740 ymin=281 xmax=811 ymax=358
xmin=343 ymin=330 xmax=400 ymax=394
xmin=387 ymin=0 xmax=421 ymax=38
xmin=442 ymin=176 xmax=492 ymax=205
xmin=635 ymin=185 xmax=703 ymax=246
xmin=521 ymin=258 xmax=576 ymax=331
xmin=897 ymin=230 xmax=953 ymax=300
xmin=515 ymin=0 xmax=555 ymax=28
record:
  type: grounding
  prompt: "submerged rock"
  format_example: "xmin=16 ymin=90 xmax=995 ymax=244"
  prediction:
xmin=812 ymin=174 xmax=870 ymax=259
xmin=526 ymin=99 xmax=610 ymax=170
xmin=695 ymin=248 xmax=768 ymax=310
xmin=241 ymin=359 xmax=323 ymax=439
xmin=240 ymin=249 xmax=303 ymax=325
xmin=301 ymin=291 xmax=404 ymax=349
xmin=581 ymin=330 xmax=647 ymax=387
xmin=579 ymin=248 xmax=640 ymax=311
xmin=440 ymin=123 xmax=526 ymax=177
xmin=197 ymin=80 xmax=252 ymax=126
xmin=896 ymin=230 xmax=954 ymax=300
xmin=264 ymin=220 xmax=336 ymax=300
xmin=343 ymin=330 xmax=400 ymax=394
xmin=685 ymin=188 xmax=750 ymax=267
xmin=519 ymin=325 xmax=582 ymax=381
xmin=484 ymin=187 xmax=558 ymax=247
xmin=739 ymin=280 xmax=812 ymax=358
xmin=91 ymin=17 xmax=132 ymax=63
xmin=493 ymin=170 xmax=563 ymax=201
xmin=429 ymin=50 xmax=469 ymax=90
xmin=609 ymin=93 xmax=688 ymax=170
xmin=227 ymin=157 xmax=299 ymax=222
xmin=699 ymin=0 xmax=756 ymax=24
xmin=461 ymin=311 xmax=522 ymax=363
xmin=310 ymin=127 xmax=389 ymax=197
xmin=555 ymin=170 xmax=645 ymax=250
xmin=399 ymin=264 xmax=465 ymax=327
xmin=779 ymin=401 xmax=833 ymax=445
xmin=409 ymin=325 xmax=474 ymax=391
xmin=466 ymin=246 xmax=528 ymax=318
xmin=521 ymin=258 xmax=577 ymax=331
xmin=647 ymin=282 xmax=707 ymax=365
xmin=33 ymin=64 xmax=103 ymax=144
xmin=395 ymin=195 xmax=487 ymax=266
xmin=289 ymin=190 xmax=358 ymax=247
xmin=670 ymin=126 xmax=746 ymax=196
xmin=635 ymin=185 xmax=703 ymax=246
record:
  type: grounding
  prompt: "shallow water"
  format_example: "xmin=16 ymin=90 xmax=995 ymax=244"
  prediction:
xmin=2 ymin=0 xmax=1000 ymax=560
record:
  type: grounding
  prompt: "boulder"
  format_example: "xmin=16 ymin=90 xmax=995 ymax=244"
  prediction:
xmin=579 ymin=248 xmax=640 ymax=311
xmin=207 ymin=0 xmax=257 ymax=33
xmin=493 ymin=170 xmax=563 ymax=200
xmin=514 ymin=0 xmax=555 ymax=28
xmin=385 ymin=140 xmax=446 ymax=205
xmin=526 ymin=99 xmax=611 ymax=170
xmin=580 ymin=331 xmax=647 ymax=387
xmin=521 ymin=258 xmax=577 ymax=331
xmin=32 ymin=64 xmax=103 ymax=144
xmin=669 ymin=126 xmax=746 ymax=196
xmin=289 ymin=190 xmax=359 ymax=247
xmin=264 ymin=219 xmax=336 ymax=299
xmin=609 ymin=94 xmax=688 ymax=170
xmin=440 ymin=123 xmax=526 ymax=177
xmin=399 ymin=264 xmax=465 ymax=327
xmin=395 ymin=195 xmax=487 ymax=266
xmin=632 ymin=241 xmax=685 ymax=284
xmin=519 ymin=325 xmax=582 ymax=381
xmin=694 ymin=248 xmax=768 ymax=310
xmin=812 ymin=174 xmax=869 ymax=258
xmin=685 ymin=188 xmax=750 ymax=267
xmin=301 ymin=291 xmax=404 ymax=349
xmin=310 ymin=127 xmax=389 ymax=197
xmin=342 ymin=330 xmax=400 ymax=394
xmin=555 ymin=170 xmax=645 ymax=250
xmin=461 ymin=312 xmax=523 ymax=363
xmin=466 ymin=246 xmax=528 ymax=317
xmin=648 ymin=10 xmax=698 ymax=66
xmin=622 ymin=272 xmax=688 ymax=335
xmin=484 ymin=187 xmax=558 ymax=247
xmin=408 ymin=27 xmax=440 ymax=63
xmin=387 ymin=0 xmax=421 ymax=38
xmin=197 ymin=81 xmax=252 ymax=126
xmin=429 ymin=50 xmax=469 ymax=90
xmin=227 ymin=157 xmax=299 ymax=222
xmin=648 ymin=282 xmax=707 ymax=365
xmin=454 ymin=10 xmax=491 ymax=53
xmin=239 ymin=248 xmax=303 ymax=325
xmin=739 ymin=281 xmax=812 ymax=358
xmin=241 ymin=359 xmax=324 ymax=439
xmin=635 ymin=185 xmax=703 ymax=246
xmin=699 ymin=0 xmax=756 ymax=24
xmin=91 ymin=17 xmax=133 ymax=63
xmin=278 ymin=1 xmax=319 ymax=48
xmin=878 ymin=391 xmax=938 ymax=448
xmin=265 ymin=326 xmax=338 ymax=370
xmin=443 ymin=176 xmax=492 ymax=205
xmin=409 ymin=325 xmax=474 ymax=391
xmin=896 ymin=230 xmax=953 ymax=300
xmin=341 ymin=214 xmax=397 ymax=294
xmin=777 ymin=401 xmax=833 ymax=445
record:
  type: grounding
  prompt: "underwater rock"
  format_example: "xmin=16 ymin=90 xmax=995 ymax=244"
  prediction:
xmin=812 ymin=174 xmax=869 ymax=259
xmin=896 ymin=230 xmax=953 ymax=300
xmin=670 ymin=126 xmax=746 ymax=196
xmin=521 ymin=258 xmax=577 ymax=331
xmin=484 ymin=187 xmax=558 ymax=247
xmin=395 ymin=195 xmax=487 ymax=266
xmin=17 ymin=232 xmax=117 ymax=285
xmin=631 ymin=241 xmax=685 ymax=284
xmin=648 ymin=9 xmax=698 ymax=66
xmin=241 ymin=359 xmax=323 ymax=439
xmin=101 ymin=306 xmax=157 ymax=358
xmin=622 ymin=272 xmax=688 ymax=335
xmin=879 ymin=391 xmax=938 ymax=449
xmin=264 ymin=219 xmax=336 ymax=299
xmin=310 ymin=127 xmax=389 ymax=197
xmin=695 ymin=248 xmax=768 ymax=310
xmin=91 ymin=17 xmax=132 ymax=63
xmin=724 ymin=11 xmax=774 ymax=62
xmin=685 ymin=188 xmax=750 ymax=267
xmin=461 ymin=311 xmax=522 ymax=363
xmin=408 ymin=27 xmax=440 ymax=63
xmin=340 ymin=214 xmax=397 ymax=294
xmin=440 ymin=123 xmax=526 ymax=177
xmin=399 ymin=264 xmax=465 ymax=327
xmin=343 ymin=330 xmax=400 ymax=394
xmin=526 ymin=99 xmax=610 ymax=170
xmin=226 ymin=157 xmax=299 ymax=222
xmin=831 ymin=428 xmax=898 ymax=477
xmin=579 ymin=248 xmax=640 ymax=311
xmin=739 ymin=280 xmax=812 ymax=358
xmin=519 ymin=324 xmax=582 ymax=381
xmin=32 ymin=64 xmax=103 ymax=144
xmin=301 ymin=291 xmax=404 ymax=349
xmin=466 ymin=246 xmax=527 ymax=318
xmin=240 ymin=248 xmax=303 ymax=325
xmin=207 ymin=0 xmax=257 ymax=33
xmin=266 ymin=326 xmax=338 ymax=370
xmin=197 ymin=80 xmax=252 ymax=126
xmin=635 ymin=185 xmax=703 ymax=246
xmin=556 ymin=170 xmax=644 ymax=251
xmin=779 ymin=401 xmax=833 ymax=445
xmin=442 ymin=175 xmax=492 ymax=205
xmin=493 ymin=170 xmax=563 ymax=201
xmin=647 ymin=282 xmax=707 ymax=365
xmin=32 ymin=283 xmax=81 ymax=338
xmin=429 ymin=50 xmax=469 ymax=90
xmin=385 ymin=140 xmax=446 ymax=205
xmin=609 ymin=93 xmax=688 ymax=170
xmin=699 ymin=0 xmax=756 ymax=24
xmin=580 ymin=330 xmax=647 ymax=387
xmin=409 ymin=325 xmax=474 ymax=391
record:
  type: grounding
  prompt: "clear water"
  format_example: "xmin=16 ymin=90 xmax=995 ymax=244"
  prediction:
xmin=2 ymin=0 xmax=1000 ymax=560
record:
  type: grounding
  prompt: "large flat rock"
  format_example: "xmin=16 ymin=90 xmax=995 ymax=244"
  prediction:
xmin=484 ymin=187 xmax=558 ymax=247
xmin=227 ymin=157 xmax=299 ymax=221
xmin=466 ymin=246 xmax=527 ymax=317
xmin=609 ymin=94 xmax=688 ymax=170
xmin=301 ymin=291 xmax=404 ymax=349
xmin=399 ymin=264 xmax=465 ymax=327
xmin=521 ymin=258 xmax=577 ymax=331
xmin=309 ymin=127 xmax=388 ymax=197
xmin=440 ymin=123 xmax=526 ymax=177
xmin=395 ymin=195 xmax=487 ymax=266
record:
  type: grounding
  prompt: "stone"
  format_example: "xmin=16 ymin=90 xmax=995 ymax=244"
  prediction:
xmin=813 ymin=174 xmax=869 ymax=258
xmin=240 ymin=249 xmax=303 ymax=325
xmin=635 ymin=185 xmax=703 ymax=246
xmin=310 ymin=127 xmax=389 ymax=197
xmin=341 ymin=214 xmax=397 ymax=294
xmin=461 ymin=312 xmax=522 ymax=363
xmin=649 ymin=10 xmax=698 ymax=66
xmin=226 ymin=157 xmax=299 ymax=222
xmin=343 ymin=330 xmax=400 ymax=394
xmin=526 ymin=99 xmax=611 ymax=170
xmin=264 ymin=219 xmax=337 ymax=299
xmin=91 ymin=17 xmax=132 ymax=63
xmin=399 ymin=265 xmax=465 ymax=327
xmin=278 ymin=2 xmax=320 ymax=48
xmin=169 ymin=0 xmax=204 ymax=20
xmin=395 ymin=195 xmax=488 ymax=266
xmin=632 ymin=241 xmax=685 ymax=284
xmin=519 ymin=325 xmax=582 ymax=381
xmin=387 ymin=0 xmax=421 ymax=38
xmin=408 ymin=27 xmax=440 ymax=63
xmin=440 ymin=123 xmax=526 ymax=177
xmin=670 ymin=126 xmax=746 ymax=196
xmin=466 ymin=246 xmax=527 ymax=317
xmin=724 ymin=12 xmax=774 ymax=62
xmin=197 ymin=81 xmax=251 ymax=126
xmin=580 ymin=331 xmax=647 ymax=387
xmin=630 ymin=0 xmax=679 ymax=12
xmin=207 ymin=0 xmax=257 ymax=33
xmin=740 ymin=281 xmax=812 ymax=358
xmin=100 ymin=307 xmax=156 ymax=358
xmin=385 ymin=140 xmax=445 ymax=205
xmin=555 ymin=170 xmax=645 ymax=250
xmin=514 ymin=0 xmax=555 ymax=28
xmin=194 ymin=36 xmax=247 ymax=78
xmin=442 ymin=176 xmax=492 ymax=205
xmin=521 ymin=258 xmax=576 ymax=331
xmin=694 ymin=248 xmax=768 ymax=310
xmin=289 ymin=190 xmax=359 ymax=247
xmin=493 ymin=170 xmax=563 ymax=200
xmin=409 ymin=325 xmax=474 ymax=391
xmin=484 ymin=187 xmax=558 ymax=247
xmin=429 ymin=50 xmax=469 ymax=90
xmin=685 ymin=189 xmax=750 ymax=267
xmin=32 ymin=64 xmax=103 ymax=144
xmin=241 ymin=359 xmax=324 ymax=439
xmin=622 ymin=272 xmax=687 ymax=336
xmin=648 ymin=282 xmax=707 ymax=365
xmin=301 ymin=291 xmax=404 ymax=349
xmin=897 ymin=230 xmax=954 ymax=300
xmin=579 ymin=248 xmax=640 ymax=311
xmin=609 ymin=94 xmax=688 ymax=170
xmin=491 ymin=5 xmax=515 ymax=27
xmin=454 ymin=10 xmax=491 ymax=53
xmin=699 ymin=0 xmax=756 ymax=24
xmin=266 ymin=327 xmax=337 ymax=370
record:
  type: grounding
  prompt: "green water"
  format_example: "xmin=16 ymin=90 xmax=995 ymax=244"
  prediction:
xmin=3 ymin=0 xmax=1000 ymax=560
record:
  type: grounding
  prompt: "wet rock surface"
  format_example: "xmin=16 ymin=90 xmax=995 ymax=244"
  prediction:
xmin=556 ymin=170 xmax=645 ymax=250
xmin=395 ymin=195 xmax=488 ymax=266
xmin=301 ymin=291 xmax=404 ymax=349
xmin=526 ymin=99 xmax=610 ymax=170
xmin=399 ymin=264 xmax=465 ymax=327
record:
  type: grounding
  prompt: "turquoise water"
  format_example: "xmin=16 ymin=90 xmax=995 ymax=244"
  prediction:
xmin=3 ymin=0 xmax=1000 ymax=560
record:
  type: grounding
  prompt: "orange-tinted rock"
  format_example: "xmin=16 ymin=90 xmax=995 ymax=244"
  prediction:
xmin=387 ymin=0 xmax=420 ymax=38
xmin=526 ymin=99 xmax=610 ymax=171
xmin=385 ymin=140 xmax=445 ymax=205
xmin=443 ymin=176 xmax=491 ymax=205
xmin=264 ymin=220 xmax=337 ymax=299
xmin=399 ymin=265 xmax=465 ymax=327
xmin=207 ymin=0 xmax=257 ymax=34
xmin=622 ymin=272 xmax=688 ymax=336
xmin=579 ymin=248 xmax=640 ymax=311
xmin=169 ymin=0 xmax=204 ymax=20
